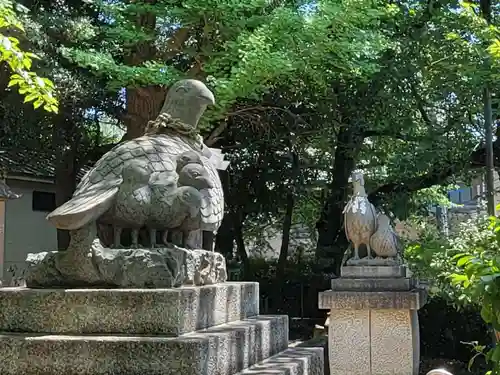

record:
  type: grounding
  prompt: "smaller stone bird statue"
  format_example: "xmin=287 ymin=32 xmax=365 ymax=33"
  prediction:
xmin=98 ymin=151 xmax=201 ymax=248
xmin=178 ymin=163 xmax=213 ymax=191
xmin=176 ymin=151 xmax=202 ymax=173
xmin=343 ymin=170 xmax=377 ymax=262
xmin=148 ymin=163 xmax=213 ymax=247
xmin=370 ymin=213 xmax=402 ymax=263
xmin=102 ymin=159 xmax=155 ymax=248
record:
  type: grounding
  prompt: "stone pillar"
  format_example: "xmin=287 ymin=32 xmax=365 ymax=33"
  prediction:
xmin=318 ymin=265 xmax=427 ymax=375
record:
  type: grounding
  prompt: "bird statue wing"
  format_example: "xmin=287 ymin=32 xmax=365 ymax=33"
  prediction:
xmin=46 ymin=136 xmax=178 ymax=230
xmin=46 ymin=180 xmax=121 ymax=230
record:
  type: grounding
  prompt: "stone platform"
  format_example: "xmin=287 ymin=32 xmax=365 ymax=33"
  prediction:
xmin=0 ymin=315 xmax=288 ymax=375
xmin=0 ymin=282 xmax=259 ymax=335
xmin=0 ymin=282 xmax=325 ymax=375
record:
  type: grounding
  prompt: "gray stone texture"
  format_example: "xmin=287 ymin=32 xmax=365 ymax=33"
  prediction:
xmin=0 ymin=282 xmax=258 ymax=335
xmin=341 ymin=265 xmax=407 ymax=278
xmin=331 ymin=277 xmax=412 ymax=291
xmin=293 ymin=336 xmax=329 ymax=375
xmin=318 ymin=289 xmax=426 ymax=310
xmin=234 ymin=347 xmax=324 ymax=375
xmin=0 ymin=315 xmax=289 ymax=375
xmin=25 ymin=239 xmax=227 ymax=288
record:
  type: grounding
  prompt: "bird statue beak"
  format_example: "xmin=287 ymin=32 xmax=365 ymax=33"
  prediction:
xmin=198 ymin=88 xmax=215 ymax=106
xmin=189 ymin=206 xmax=200 ymax=218
xmin=197 ymin=176 xmax=214 ymax=189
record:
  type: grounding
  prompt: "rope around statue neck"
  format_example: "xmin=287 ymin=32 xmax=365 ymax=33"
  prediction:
xmin=144 ymin=113 xmax=203 ymax=150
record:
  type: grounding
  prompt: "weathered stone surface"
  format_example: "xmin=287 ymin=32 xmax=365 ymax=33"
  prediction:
xmin=370 ymin=309 xmax=420 ymax=375
xmin=0 ymin=315 xmax=288 ymax=375
xmin=234 ymin=347 xmax=324 ymax=375
xmin=326 ymin=309 xmax=419 ymax=375
xmin=345 ymin=256 xmax=400 ymax=266
xmin=341 ymin=265 xmax=407 ymax=278
xmin=0 ymin=282 xmax=258 ymax=335
xmin=328 ymin=309 xmax=370 ymax=375
xmin=25 ymin=239 xmax=227 ymax=288
xmin=331 ymin=277 xmax=412 ymax=291
xmin=292 ymin=336 xmax=329 ymax=375
xmin=318 ymin=290 xmax=426 ymax=310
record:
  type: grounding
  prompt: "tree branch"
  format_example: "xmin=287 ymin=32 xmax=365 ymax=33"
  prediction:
xmin=368 ymin=138 xmax=500 ymax=205
xmin=363 ymin=129 xmax=415 ymax=141
xmin=409 ymin=82 xmax=433 ymax=127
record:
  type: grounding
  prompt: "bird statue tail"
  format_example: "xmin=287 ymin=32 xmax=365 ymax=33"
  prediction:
xmin=46 ymin=186 xmax=119 ymax=230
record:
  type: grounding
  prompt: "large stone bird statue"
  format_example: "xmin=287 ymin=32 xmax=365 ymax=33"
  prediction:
xmin=46 ymin=79 xmax=225 ymax=248
xmin=343 ymin=170 xmax=377 ymax=262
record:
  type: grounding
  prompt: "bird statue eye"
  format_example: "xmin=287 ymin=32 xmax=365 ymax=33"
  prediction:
xmin=191 ymin=171 xmax=200 ymax=177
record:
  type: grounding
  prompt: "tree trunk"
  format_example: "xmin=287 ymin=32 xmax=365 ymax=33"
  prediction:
xmin=121 ymin=3 xmax=167 ymax=141
xmin=275 ymin=191 xmax=294 ymax=311
xmin=315 ymin=125 xmax=364 ymax=275
xmin=54 ymin=148 xmax=78 ymax=250
xmin=122 ymin=86 xmax=167 ymax=140
xmin=233 ymin=210 xmax=250 ymax=279
xmin=52 ymin=112 xmax=80 ymax=250
xmin=215 ymin=215 xmax=235 ymax=259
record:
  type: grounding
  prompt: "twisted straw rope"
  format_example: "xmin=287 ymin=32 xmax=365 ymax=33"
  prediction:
xmin=144 ymin=113 xmax=203 ymax=151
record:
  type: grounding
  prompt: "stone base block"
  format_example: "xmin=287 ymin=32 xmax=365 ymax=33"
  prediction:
xmin=235 ymin=347 xmax=324 ymax=375
xmin=327 ymin=309 xmax=419 ymax=375
xmin=341 ymin=265 xmax=407 ymax=278
xmin=0 ymin=283 xmax=259 ymax=335
xmin=331 ymin=277 xmax=412 ymax=291
xmin=0 ymin=315 xmax=289 ymax=375
xmin=318 ymin=290 xmax=425 ymax=310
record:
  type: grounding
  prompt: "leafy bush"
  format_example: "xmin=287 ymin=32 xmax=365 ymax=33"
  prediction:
xmin=405 ymin=212 xmax=500 ymax=374
xmin=405 ymin=215 xmax=495 ymax=306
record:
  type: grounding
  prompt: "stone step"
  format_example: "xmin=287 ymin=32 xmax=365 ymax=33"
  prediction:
xmin=234 ymin=347 xmax=324 ymax=375
xmin=0 ymin=315 xmax=288 ymax=375
xmin=0 ymin=282 xmax=259 ymax=335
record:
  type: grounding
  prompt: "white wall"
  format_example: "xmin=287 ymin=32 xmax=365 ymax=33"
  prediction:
xmin=3 ymin=180 xmax=57 ymax=282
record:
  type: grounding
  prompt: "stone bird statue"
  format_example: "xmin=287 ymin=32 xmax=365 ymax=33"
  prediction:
xmin=148 ymin=169 xmax=207 ymax=247
xmin=46 ymin=79 xmax=225 ymax=247
xmin=97 ymin=151 xmax=201 ymax=248
xmin=343 ymin=171 xmax=377 ymax=261
xmin=370 ymin=213 xmax=401 ymax=261
xmin=157 ymin=163 xmax=213 ymax=247
xmin=100 ymin=159 xmax=154 ymax=248
xmin=178 ymin=163 xmax=213 ymax=191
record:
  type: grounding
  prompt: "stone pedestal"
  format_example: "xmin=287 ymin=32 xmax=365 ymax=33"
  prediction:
xmin=0 ymin=282 xmax=325 ymax=375
xmin=318 ymin=265 xmax=427 ymax=375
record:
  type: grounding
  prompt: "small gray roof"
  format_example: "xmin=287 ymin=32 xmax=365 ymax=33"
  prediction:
xmin=0 ymin=149 xmax=88 ymax=181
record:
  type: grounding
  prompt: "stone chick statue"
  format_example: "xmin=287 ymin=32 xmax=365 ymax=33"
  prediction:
xmin=343 ymin=170 xmax=377 ymax=261
xmin=46 ymin=79 xmax=225 ymax=250
xmin=98 ymin=151 xmax=202 ymax=248
xmin=369 ymin=213 xmax=402 ymax=263
xmin=147 ymin=164 xmax=211 ymax=248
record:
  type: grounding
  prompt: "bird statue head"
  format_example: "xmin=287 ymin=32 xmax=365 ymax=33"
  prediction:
xmin=178 ymin=163 xmax=214 ymax=190
xmin=349 ymin=171 xmax=365 ymax=186
xmin=177 ymin=186 xmax=203 ymax=218
xmin=349 ymin=170 xmax=368 ymax=196
xmin=176 ymin=151 xmax=203 ymax=173
xmin=159 ymin=79 xmax=215 ymax=129
xmin=377 ymin=213 xmax=391 ymax=227
xmin=148 ymin=170 xmax=178 ymax=188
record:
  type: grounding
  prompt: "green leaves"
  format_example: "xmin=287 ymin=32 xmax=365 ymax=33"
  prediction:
xmin=0 ymin=0 xmax=58 ymax=113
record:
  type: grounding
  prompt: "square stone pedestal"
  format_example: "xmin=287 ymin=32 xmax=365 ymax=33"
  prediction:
xmin=318 ymin=265 xmax=427 ymax=375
